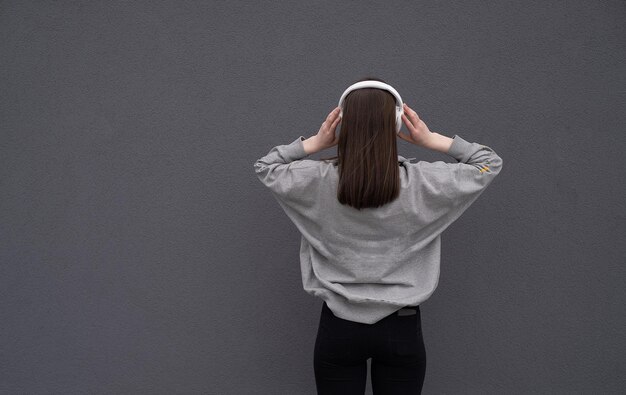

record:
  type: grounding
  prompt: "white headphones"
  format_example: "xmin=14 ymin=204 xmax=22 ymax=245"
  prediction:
xmin=338 ymin=80 xmax=404 ymax=134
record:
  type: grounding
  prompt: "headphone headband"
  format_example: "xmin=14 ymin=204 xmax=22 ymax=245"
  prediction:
xmin=338 ymin=80 xmax=404 ymax=133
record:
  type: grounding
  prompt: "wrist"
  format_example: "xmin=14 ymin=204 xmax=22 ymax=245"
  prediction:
xmin=418 ymin=132 xmax=438 ymax=149
xmin=302 ymin=135 xmax=321 ymax=154
xmin=424 ymin=132 xmax=453 ymax=154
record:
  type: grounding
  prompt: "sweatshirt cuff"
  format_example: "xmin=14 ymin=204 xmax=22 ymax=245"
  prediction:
xmin=284 ymin=136 xmax=310 ymax=161
xmin=446 ymin=134 xmax=474 ymax=163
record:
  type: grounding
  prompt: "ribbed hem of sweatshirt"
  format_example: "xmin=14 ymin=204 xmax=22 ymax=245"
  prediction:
xmin=283 ymin=135 xmax=310 ymax=161
xmin=446 ymin=134 xmax=474 ymax=163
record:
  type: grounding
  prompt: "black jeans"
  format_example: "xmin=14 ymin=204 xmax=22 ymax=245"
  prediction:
xmin=314 ymin=301 xmax=426 ymax=394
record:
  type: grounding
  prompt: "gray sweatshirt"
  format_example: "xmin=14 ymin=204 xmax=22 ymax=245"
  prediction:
xmin=254 ymin=134 xmax=503 ymax=324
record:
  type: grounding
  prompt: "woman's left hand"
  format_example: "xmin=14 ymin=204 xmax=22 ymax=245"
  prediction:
xmin=309 ymin=107 xmax=342 ymax=152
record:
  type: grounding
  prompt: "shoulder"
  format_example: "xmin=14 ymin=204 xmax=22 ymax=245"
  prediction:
xmin=399 ymin=156 xmax=455 ymax=173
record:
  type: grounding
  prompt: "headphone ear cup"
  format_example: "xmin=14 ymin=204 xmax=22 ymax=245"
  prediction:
xmin=396 ymin=108 xmax=402 ymax=133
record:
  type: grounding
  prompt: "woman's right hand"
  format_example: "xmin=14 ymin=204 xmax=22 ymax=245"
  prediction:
xmin=398 ymin=103 xmax=434 ymax=147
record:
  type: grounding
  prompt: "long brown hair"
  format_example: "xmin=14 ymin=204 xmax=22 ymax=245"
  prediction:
xmin=320 ymin=76 xmax=401 ymax=210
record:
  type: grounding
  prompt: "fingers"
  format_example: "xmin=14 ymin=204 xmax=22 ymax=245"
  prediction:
xmin=402 ymin=105 xmax=413 ymax=128
xmin=327 ymin=107 xmax=341 ymax=122
xmin=401 ymin=113 xmax=414 ymax=131
xmin=324 ymin=112 xmax=341 ymax=129
xmin=400 ymin=105 xmax=415 ymax=143
xmin=403 ymin=103 xmax=421 ymax=127
xmin=396 ymin=131 xmax=408 ymax=142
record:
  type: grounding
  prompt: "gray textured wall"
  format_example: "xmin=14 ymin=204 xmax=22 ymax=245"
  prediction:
xmin=2 ymin=1 xmax=624 ymax=394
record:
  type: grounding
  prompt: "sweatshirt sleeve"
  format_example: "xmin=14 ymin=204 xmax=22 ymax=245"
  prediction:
xmin=253 ymin=136 xmax=317 ymax=200
xmin=407 ymin=134 xmax=503 ymax=237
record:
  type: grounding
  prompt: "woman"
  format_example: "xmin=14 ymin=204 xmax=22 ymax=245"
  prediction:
xmin=253 ymin=77 xmax=503 ymax=394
